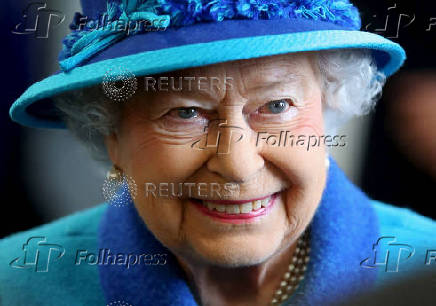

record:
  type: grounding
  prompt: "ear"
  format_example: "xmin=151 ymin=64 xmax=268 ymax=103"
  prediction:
xmin=104 ymin=132 xmax=121 ymax=167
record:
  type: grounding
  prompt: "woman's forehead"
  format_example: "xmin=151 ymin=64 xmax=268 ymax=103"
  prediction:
xmin=161 ymin=52 xmax=316 ymax=79
xmin=131 ymin=53 xmax=319 ymax=108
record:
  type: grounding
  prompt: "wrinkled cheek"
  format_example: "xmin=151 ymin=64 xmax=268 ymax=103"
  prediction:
xmin=121 ymin=127 xmax=208 ymax=185
xmin=118 ymin=129 xmax=207 ymax=250
xmin=133 ymin=196 xmax=187 ymax=249
xmin=290 ymin=99 xmax=326 ymax=181
xmin=261 ymin=105 xmax=326 ymax=237
xmin=281 ymin=163 xmax=325 ymax=239
xmin=284 ymin=206 xmax=305 ymax=235
xmin=294 ymin=97 xmax=325 ymax=135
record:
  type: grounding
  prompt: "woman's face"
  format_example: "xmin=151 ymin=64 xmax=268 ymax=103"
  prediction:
xmin=106 ymin=52 xmax=327 ymax=266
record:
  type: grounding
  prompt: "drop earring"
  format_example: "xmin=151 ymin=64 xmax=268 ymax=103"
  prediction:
xmin=102 ymin=165 xmax=138 ymax=207
xmin=106 ymin=165 xmax=123 ymax=181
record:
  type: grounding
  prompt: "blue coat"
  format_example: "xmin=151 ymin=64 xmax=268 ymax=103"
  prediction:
xmin=1 ymin=160 xmax=435 ymax=305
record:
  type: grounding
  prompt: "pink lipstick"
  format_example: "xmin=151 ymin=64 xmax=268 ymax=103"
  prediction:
xmin=190 ymin=193 xmax=279 ymax=224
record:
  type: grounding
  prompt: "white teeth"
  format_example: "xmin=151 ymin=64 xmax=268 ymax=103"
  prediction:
xmin=240 ymin=202 xmax=253 ymax=213
xmin=261 ymin=197 xmax=270 ymax=208
xmin=253 ymin=200 xmax=262 ymax=210
xmin=226 ymin=205 xmax=240 ymax=214
xmin=215 ymin=205 xmax=226 ymax=212
xmin=206 ymin=202 xmax=217 ymax=211
xmin=201 ymin=196 xmax=273 ymax=214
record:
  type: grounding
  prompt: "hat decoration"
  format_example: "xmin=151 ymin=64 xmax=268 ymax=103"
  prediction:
xmin=59 ymin=0 xmax=361 ymax=72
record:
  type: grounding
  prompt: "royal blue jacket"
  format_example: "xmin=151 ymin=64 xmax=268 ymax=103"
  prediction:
xmin=1 ymin=160 xmax=435 ymax=305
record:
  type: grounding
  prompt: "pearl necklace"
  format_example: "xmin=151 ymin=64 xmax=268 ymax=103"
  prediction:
xmin=271 ymin=232 xmax=310 ymax=305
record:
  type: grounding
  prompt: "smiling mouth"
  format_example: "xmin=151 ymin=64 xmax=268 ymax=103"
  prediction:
xmin=190 ymin=193 xmax=279 ymax=222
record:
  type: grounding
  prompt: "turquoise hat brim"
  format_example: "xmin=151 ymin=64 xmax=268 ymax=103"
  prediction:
xmin=10 ymin=30 xmax=406 ymax=129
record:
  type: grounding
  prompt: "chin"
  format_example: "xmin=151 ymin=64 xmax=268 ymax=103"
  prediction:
xmin=184 ymin=228 xmax=286 ymax=268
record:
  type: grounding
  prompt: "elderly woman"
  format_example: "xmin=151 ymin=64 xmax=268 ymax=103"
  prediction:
xmin=1 ymin=0 xmax=435 ymax=305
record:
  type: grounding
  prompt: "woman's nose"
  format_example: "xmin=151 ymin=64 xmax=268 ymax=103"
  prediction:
xmin=205 ymin=117 xmax=264 ymax=183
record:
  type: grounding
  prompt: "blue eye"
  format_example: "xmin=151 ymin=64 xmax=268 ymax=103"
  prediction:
xmin=177 ymin=107 xmax=198 ymax=119
xmin=263 ymin=100 xmax=290 ymax=114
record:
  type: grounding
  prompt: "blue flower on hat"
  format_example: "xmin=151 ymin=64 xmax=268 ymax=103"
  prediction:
xmin=59 ymin=0 xmax=361 ymax=72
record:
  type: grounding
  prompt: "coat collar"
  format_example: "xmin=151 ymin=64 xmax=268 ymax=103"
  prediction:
xmin=98 ymin=158 xmax=379 ymax=305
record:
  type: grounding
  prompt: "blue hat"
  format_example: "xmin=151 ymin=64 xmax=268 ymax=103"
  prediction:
xmin=10 ymin=0 xmax=406 ymax=129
